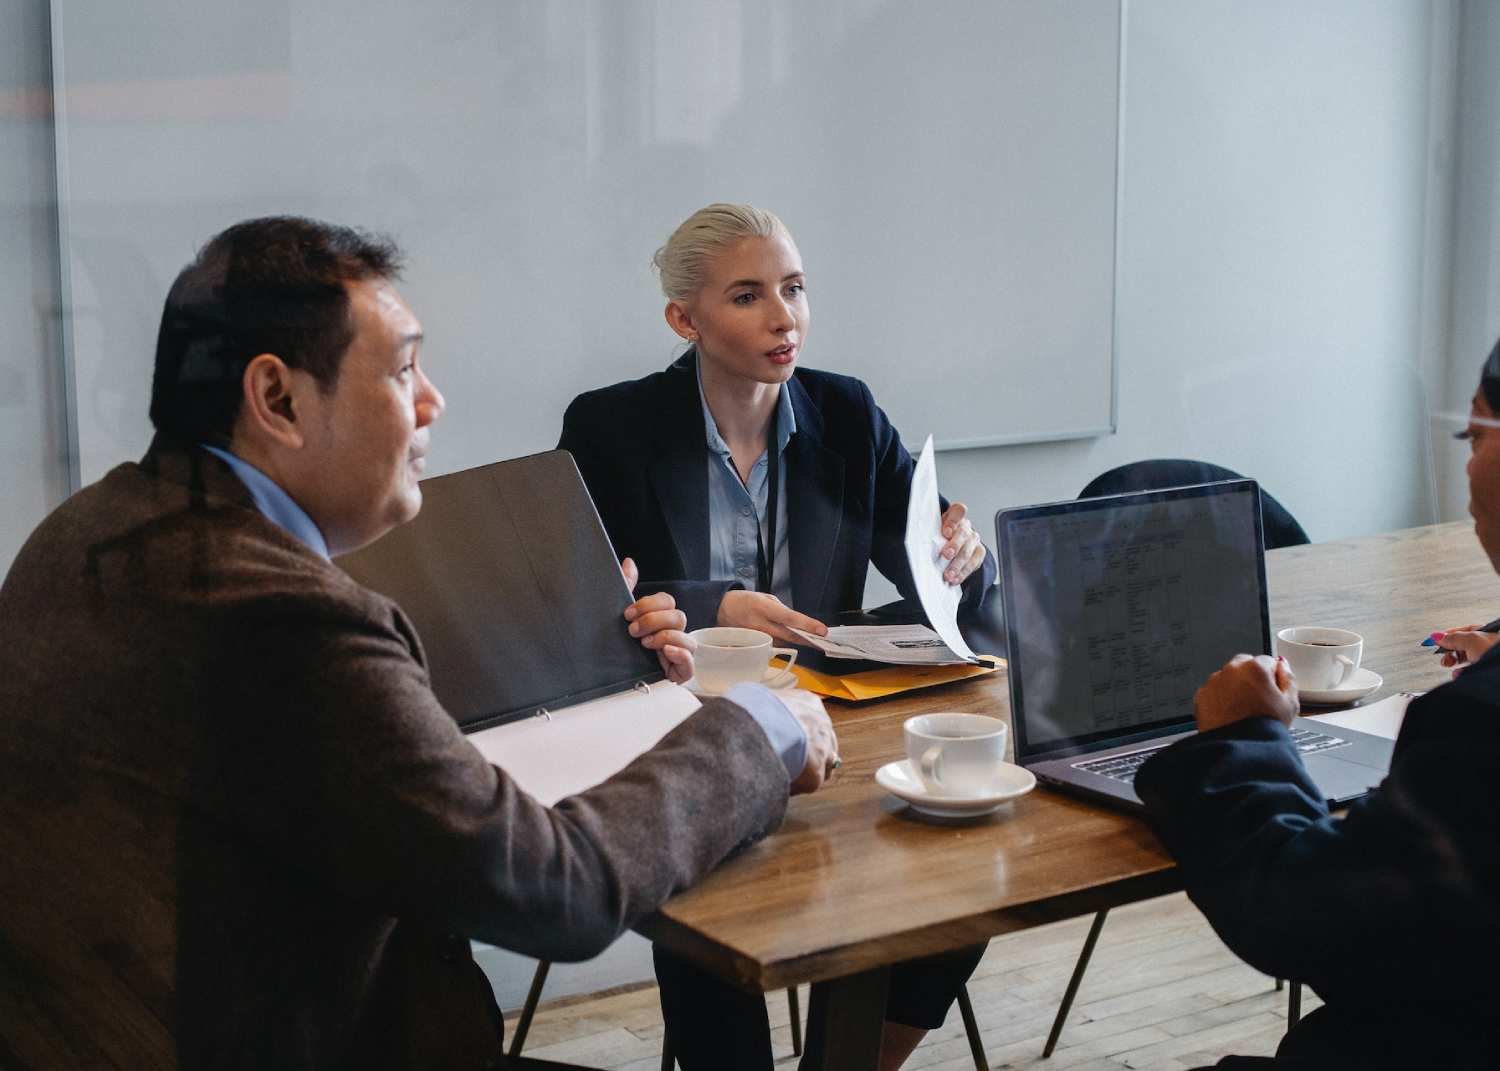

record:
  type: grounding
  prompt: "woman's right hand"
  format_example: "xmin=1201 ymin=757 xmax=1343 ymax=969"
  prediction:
xmin=1434 ymin=625 xmax=1500 ymax=677
xmin=718 ymin=589 xmax=828 ymax=645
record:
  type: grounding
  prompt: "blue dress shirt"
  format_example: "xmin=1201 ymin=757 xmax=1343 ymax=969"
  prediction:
xmin=696 ymin=362 xmax=795 ymax=607
xmin=201 ymin=444 xmax=330 ymax=560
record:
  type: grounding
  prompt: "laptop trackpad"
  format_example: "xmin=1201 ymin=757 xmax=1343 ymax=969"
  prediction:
xmin=1306 ymin=751 xmax=1387 ymax=806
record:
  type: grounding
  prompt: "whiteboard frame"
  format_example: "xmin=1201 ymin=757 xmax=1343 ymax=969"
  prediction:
xmin=47 ymin=0 xmax=1128 ymax=463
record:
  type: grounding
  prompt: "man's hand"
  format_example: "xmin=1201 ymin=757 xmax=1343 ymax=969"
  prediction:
xmin=1193 ymin=654 xmax=1299 ymax=733
xmin=777 ymin=689 xmax=839 ymax=795
xmin=719 ymin=589 xmax=828 ymax=645
xmin=1434 ymin=625 xmax=1500 ymax=678
xmin=621 ymin=557 xmax=695 ymax=684
xmin=939 ymin=502 xmax=986 ymax=586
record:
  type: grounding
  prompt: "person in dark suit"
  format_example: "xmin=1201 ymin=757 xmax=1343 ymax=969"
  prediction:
xmin=559 ymin=203 xmax=995 ymax=642
xmin=560 ymin=203 xmax=995 ymax=1071
xmin=1133 ymin=341 xmax=1500 ymax=1069
xmin=0 ymin=216 xmax=838 ymax=1070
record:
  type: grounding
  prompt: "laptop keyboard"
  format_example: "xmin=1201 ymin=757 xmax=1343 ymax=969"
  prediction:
xmin=1073 ymin=726 xmax=1351 ymax=785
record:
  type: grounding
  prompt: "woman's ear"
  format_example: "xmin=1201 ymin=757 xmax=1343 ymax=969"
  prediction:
xmin=664 ymin=300 xmax=698 ymax=342
xmin=239 ymin=353 xmax=306 ymax=450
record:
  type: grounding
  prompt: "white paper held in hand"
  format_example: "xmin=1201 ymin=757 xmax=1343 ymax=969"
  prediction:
xmin=904 ymin=435 xmax=979 ymax=663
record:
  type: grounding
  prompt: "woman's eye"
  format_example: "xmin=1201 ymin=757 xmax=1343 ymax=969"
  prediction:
xmin=733 ymin=292 xmax=756 ymax=306
xmin=786 ymin=283 xmax=805 ymax=296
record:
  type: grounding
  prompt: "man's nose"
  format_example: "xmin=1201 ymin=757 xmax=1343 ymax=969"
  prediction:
xmin=417 ymin=371 xmax=445 ymax=425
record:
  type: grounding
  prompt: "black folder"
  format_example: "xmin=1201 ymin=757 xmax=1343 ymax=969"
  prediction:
xmin=336 ymin=450 xmax=661 ymax=733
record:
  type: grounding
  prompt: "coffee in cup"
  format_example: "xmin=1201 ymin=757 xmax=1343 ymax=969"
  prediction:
xmin=688 ymin=626 xmax=798 ymax=694
xmin=1274 ymin=626 xmax=1363 ymax=690
xmin=903 ymin=712 xmax=1008 ymax=796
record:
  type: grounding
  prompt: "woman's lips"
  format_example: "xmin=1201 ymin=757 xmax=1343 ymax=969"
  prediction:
xmin=766 ymin=343 xmax=797 ymax=365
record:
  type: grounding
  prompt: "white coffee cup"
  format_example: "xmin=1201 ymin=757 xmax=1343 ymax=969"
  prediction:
xmin=903 ymin=713 xmax=1008 ymax=797
xmin=1274 ymin=626 xmax=1363 ymax=690
xmin=689 ymin=627 xmax=798 ymax=694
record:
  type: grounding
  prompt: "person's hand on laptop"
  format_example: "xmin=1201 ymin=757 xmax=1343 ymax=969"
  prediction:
xmin=621 ymin=557 xmax=695 ymax=684
xmin=939 ymin=502 xmax=986 ymax=585
xmin=1193 ymin=654 xmax=1299 ymax=733
xmin=778 ymin=689 xmax=840 ymax=795
xmin=718 ymin=590 xmax=828 ymax=645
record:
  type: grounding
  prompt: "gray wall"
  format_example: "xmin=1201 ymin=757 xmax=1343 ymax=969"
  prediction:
xmin=0 ymin=0 xmax=68 ymax=571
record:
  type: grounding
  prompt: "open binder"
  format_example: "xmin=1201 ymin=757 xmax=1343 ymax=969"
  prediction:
xmin=338 ymin=450 xmax=699 ymax=802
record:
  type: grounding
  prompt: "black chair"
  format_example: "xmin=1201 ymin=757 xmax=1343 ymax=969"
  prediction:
xmin=1042 ymin=459 xmax=1309 ymax=1058
xmin=1076 ymin=459 xmax=1309 ymax=550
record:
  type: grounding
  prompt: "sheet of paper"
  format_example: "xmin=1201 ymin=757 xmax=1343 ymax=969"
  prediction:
xmin=904 ymin=435 xmax=979 ymax=663
xmin=790 ymin=623 xmax=970 ymax=665
xmin=1304 ymin=690 xmax=1417 ymax=741
xmin=467 ymin=682 xmax=701 ymax=806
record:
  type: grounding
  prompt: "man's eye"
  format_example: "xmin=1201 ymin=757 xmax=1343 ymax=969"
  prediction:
xmin=786 ymin=283 xmax=805 ymax=296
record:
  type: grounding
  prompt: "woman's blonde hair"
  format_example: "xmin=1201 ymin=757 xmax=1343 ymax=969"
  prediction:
xmin=652 ymin=203 xmax=790 ymax=302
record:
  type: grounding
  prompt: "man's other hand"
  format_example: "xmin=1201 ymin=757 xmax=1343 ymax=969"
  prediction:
xmin=1194 ymin=654 xmax=1299 ymax=733
xmin=621 ymin=557 xmax=694 ymax=684
xmin=779 ymin=689 xmax=838 ymax=795
xmin=718 ymin=589 xmax=828 ymax=645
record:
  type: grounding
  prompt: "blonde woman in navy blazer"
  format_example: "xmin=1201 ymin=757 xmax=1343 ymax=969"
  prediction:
xmin=559 ymin=203 xmax=996 ymax=1071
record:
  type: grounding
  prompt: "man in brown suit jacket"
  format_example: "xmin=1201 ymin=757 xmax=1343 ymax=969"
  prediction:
xmin=0 ymin=217 xmax=837 ymax=1069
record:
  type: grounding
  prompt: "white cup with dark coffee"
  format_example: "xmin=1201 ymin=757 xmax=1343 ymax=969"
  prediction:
xmin=1274 ymin=626 xmax=1364 ymax=690
xmin=688 ymin=626 xmax=798 ymax=694
xmin=903 ymin=712 xmax=1008 ymax=797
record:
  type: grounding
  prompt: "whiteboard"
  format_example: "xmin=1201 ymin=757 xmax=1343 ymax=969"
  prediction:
xmin=54 ymin=0 xmax=1122 ymax=485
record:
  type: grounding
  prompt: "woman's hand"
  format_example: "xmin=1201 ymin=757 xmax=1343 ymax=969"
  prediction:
xmin=939 ymin=502 xmax=986 ymax=586
xmin=718 ymin=589 xmax=828 ymax=645
xmin=621 ymin=557 xmax=695 ymax=684
xmin=1434 ymin=625 xmax=1500 ymax=678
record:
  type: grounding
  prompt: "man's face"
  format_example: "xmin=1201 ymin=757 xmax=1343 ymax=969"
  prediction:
xmin=298 ymin=279 xmax=443 ymax=555
xmin=1467 ymin=392 xmax=1500 ymax=572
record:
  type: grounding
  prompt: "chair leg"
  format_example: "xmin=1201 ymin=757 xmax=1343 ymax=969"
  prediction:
xmin=1274 ymin=977 xmax=1285 ymax=992
xmin=1288 ymin=982 xmax=1302 ymax=1027
xmin=956 ymin=984 xmax=989 ymax=1071
xmin=787 ymin=985 xmax=803 ymax=1056
xmin=508 ymin=960 xmax=552 ymax=1058
xmin=1043 ymin=909 xmax=1110 ymax=1059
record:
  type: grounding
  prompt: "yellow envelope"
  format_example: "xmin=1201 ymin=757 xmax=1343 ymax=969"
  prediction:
xmin=786 ymin=655 xmax=1003 ymax=701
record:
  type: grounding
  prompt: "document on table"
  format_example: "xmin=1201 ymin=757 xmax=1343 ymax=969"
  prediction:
xmin=790 ymin=623 xmax=972 ymax=665
xmin=467 ymin=682 xmax=702 ymax=806
xmin=1305 ymin=690 xmax=1416 ymax=741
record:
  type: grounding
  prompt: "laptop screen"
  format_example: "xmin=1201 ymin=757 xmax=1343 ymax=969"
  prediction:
xmin=997 ymin=481 xmax=1270 ymax=763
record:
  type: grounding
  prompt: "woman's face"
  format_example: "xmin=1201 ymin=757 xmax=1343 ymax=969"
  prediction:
xmin=671 ymin=233 xmax=809 ymax=388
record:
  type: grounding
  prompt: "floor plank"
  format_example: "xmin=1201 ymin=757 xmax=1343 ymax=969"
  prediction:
xmin=503 ymin=893 xmax=1321 ymax=1070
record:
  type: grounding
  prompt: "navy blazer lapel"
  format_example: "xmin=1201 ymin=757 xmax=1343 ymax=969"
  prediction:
xmin=648 ymin=354 xmax=711 ymax=579
xmin=785 ymin=376 xmax=844 ymax=614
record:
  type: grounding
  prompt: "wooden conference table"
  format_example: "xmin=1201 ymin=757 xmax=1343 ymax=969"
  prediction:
xmin=636 ymin=522 xmax=1495 ymax=1067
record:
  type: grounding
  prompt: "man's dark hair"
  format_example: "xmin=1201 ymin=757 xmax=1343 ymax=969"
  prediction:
xmin=1483 ymin=336 xmax=1500 ymax=415
xmin=149 ymin=215 xmax=404 ymax=445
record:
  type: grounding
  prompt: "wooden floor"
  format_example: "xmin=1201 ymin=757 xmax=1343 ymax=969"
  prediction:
xmin=507 ymin=893 xmax=1319 ymax=1070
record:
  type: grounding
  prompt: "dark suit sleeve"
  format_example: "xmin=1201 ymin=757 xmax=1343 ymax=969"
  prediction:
xmin=559 ymin=394 xmax=740 ymax=629
xmin=223 ymin=586 xmax=789 ymax=964
xmin=860 ymin=381 xmax=995 ymax=612
xmin=1135 ymin=705 xmax=1500 ymax=1010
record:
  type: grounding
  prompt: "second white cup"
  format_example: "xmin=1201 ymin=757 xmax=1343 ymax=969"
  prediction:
xmin=1274 ymin=626 xmax=1363 ymax=690
xmin=689 ymin=626 xmax=798 ymax=693
xmin=903 ymin=712 xmax=1008 ymax=797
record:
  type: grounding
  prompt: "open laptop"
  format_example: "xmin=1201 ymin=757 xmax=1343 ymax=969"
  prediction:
xmin=336 ymin=450 xmax=661 ymax=733
xmin=995 ymin=480 xmax=1394 ymax=810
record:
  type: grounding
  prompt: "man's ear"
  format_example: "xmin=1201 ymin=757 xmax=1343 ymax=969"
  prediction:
xmin=239 ymin=353 xmax=307 ymax=450
xmin=664 ymin=301 xmax=697 ymax=342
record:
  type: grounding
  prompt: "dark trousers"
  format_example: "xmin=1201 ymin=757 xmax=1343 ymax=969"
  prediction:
xmin=654 ymin=942 xmax=985 ymax=1070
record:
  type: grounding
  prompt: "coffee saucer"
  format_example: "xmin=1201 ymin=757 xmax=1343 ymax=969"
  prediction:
xmin=1298 ymin=667 xmax=1383 ymax=706
xmin=875 ymin=759 xmax=1036 ymax=818
xmin=684 ymin=668 xmax=797 ymax=698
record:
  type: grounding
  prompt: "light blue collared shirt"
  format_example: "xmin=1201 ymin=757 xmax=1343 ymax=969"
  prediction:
xmin=201 ymin=444 xmax=330 ymax=560
xmin=696 ymin=361 xmax=796 ymax=607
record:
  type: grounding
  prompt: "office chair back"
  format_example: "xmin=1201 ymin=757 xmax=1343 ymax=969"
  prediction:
xmin=1078 ymin=459 xmax=1310 ymax=550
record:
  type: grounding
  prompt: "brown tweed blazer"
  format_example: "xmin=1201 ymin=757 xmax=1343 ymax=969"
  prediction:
xmin=0 ymin=438 xmax=790 ymax=1070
